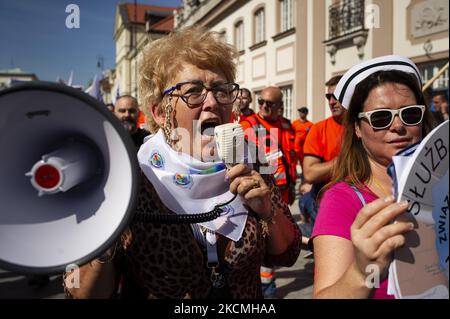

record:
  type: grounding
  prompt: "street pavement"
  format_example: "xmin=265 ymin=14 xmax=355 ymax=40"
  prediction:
xmin=0 ymin=197 xmax=314 ymax=299
xmin=0 ymin=270 xmax=65 ymax=299
xmin=275 ymin=196 xmax=314 ymax=299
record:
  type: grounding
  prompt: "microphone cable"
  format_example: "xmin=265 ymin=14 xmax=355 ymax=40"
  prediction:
xmin=134 ymin=194 xmax=237 ymax=224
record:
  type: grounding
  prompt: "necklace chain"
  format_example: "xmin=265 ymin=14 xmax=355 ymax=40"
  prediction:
xmin=371 ymin=176 xmax=391 ymax=197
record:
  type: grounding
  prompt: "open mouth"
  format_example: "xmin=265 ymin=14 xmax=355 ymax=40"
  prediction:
xmin=201 ymin=119 xmax=220 ymax=136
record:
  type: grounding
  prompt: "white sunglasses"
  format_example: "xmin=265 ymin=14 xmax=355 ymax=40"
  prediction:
xmin=358 ymin=105 xmax=425 ymax=129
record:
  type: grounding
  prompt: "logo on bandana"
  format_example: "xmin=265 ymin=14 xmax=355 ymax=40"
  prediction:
xmin=173 ymin=173 xmax=192 ymax=188
xmin=150 ymin=151 xmax=164 ymax=169
xmin=221 ymin=204 xmax=235 ymax=216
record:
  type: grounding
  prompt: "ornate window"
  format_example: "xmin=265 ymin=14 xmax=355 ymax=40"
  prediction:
xmin=280 ymin=0 xmax=294 ymax=32
xmin=234 ymin=20 xmax=245 ymax=52
xmin=281 ymin=85 xmax=293 ymax=120
xmin=325 ymin=0 xmax=368 ymax=63
xmin=254 ymin=8 xmax=265 ymax=44
xmin=328 ymin=0 xmax=365 ymax=40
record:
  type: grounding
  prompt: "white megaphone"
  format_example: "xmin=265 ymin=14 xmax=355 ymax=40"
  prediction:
xmin=0 ymin=82 xmax=140 ymax=274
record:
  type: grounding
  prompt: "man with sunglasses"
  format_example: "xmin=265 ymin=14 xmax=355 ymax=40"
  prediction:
xmin=240 ymin=86 xmax=297 ymax=205
xmin=303 ymin=76 xmax=345 ymax=185
xmin=240 ymin=86 xmax=298 ymax=299
xmin=299 ymin=76 xmax=345 ymax=244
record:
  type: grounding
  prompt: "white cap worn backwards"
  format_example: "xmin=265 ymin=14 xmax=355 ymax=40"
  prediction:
xmin=334 ymin=55 xmax=422 ymax=110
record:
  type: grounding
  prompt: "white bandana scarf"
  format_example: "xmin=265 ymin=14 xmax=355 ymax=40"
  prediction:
xmin=137 ymin=129 xmax=248 ymax=242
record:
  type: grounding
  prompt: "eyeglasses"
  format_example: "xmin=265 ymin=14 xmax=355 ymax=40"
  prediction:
xmin=258 ymin=98 xmax=278 ymax=108
xmin=358 ymin=105 xmax=426 ymax=129
xmin=162 ymin=81 xmax=239 ymax=108
xmin=325 ymin=93 xmax=336 ymax=101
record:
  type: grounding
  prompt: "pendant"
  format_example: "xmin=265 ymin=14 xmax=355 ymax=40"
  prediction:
xmin=210 ymin=267 xmax=225 ymax=289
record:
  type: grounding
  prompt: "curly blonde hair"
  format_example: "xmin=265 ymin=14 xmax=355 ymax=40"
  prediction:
xmin=138 ymin=26 xmax=238 ymax=133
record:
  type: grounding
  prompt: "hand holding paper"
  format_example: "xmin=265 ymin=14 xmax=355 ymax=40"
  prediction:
xmin=388 ymin=120 xmax=449 ymax=299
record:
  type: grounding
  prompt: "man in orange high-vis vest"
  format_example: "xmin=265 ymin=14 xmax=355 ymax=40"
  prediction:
xmin=240 ymin=88 xmax=297 ymax=205
xmin=137 ymin=110 xmax=147 ymax=130
xmin=292 ymin=107 xmax=314 ymax=168
xmin=240 ymin=86 xmax=297 ymax=299
xmin=299 ymin=76 xmax=345 ymax=246
xmin=303 ymin=76 xmax=345 ymax=185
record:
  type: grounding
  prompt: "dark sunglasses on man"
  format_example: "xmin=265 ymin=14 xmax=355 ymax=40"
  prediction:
xmin=325 ymin=93 xmax=336 ymax=101
xmin=258 ymin=98 xmax=278 ymax=108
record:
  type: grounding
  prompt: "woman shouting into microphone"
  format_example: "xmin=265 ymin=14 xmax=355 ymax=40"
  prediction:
xmin=64 ymin=27 xmax=301 ymax=299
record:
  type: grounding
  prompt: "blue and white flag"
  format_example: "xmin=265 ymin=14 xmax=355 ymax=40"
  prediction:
xmin=85 ymin=74 xmax=103 ymax=102
xmin=112 ymin=82 xmax=120 ymax=105
xmin=67 ymin=71 xmax=74 ymax=87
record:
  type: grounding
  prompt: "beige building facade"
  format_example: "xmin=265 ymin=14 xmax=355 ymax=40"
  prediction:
xmin=175 ymin=0 xmax=328 ymax=121
xmin=111 ymin=1 xmax=449 ymax=120
xmin=0 ymin=68 xmax=38 ymax=90
xmin=175 ymin=0 xmax=449 ymax=122
xmin=113 ymin=3 xmax=176 ymax=100
xmin=324 ymin=0 xmax=449 ymax=117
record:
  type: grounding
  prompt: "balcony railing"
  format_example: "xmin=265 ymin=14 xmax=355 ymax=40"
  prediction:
xmin=328 ymin=0 xmax=365 ymax=40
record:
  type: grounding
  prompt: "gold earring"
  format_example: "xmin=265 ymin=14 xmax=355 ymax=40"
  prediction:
xmin=163 ymin=96 xmax=174 ymax=145
xmin=232 ymin=104 xmax=240 ymax=123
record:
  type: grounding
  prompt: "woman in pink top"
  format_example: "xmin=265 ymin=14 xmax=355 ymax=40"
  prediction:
xmin=311 ymin=56 xmax=435 ymax=299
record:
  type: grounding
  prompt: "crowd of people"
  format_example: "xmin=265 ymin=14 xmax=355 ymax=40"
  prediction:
xmin=60 ymin=26 xmax=445 ymax=299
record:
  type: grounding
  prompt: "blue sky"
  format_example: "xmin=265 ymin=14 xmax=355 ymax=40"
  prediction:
xmin=0 ymin=0 xmax=181 ymax=88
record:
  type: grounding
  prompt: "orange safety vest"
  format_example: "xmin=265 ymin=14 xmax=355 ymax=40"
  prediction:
xmin=137 ymin=111 xmax=146 ymax=130
xmin=292 ymin=119 xmax=314 ymax=167
xmin=241 ymin=114 xmax=297 ymax=189
xmin=230 ymin=109 xmax=255 ymax=123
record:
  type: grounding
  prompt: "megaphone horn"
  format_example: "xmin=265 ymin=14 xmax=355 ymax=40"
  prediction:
xmin=25 ymin=137 xmax=101 ymax=197
xmin=0 ymin=82 xmax=140 ymax=275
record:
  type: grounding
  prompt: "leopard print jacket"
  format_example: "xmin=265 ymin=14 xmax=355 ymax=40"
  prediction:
xmin=64 ymin=172 xmax=301 ymax=299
